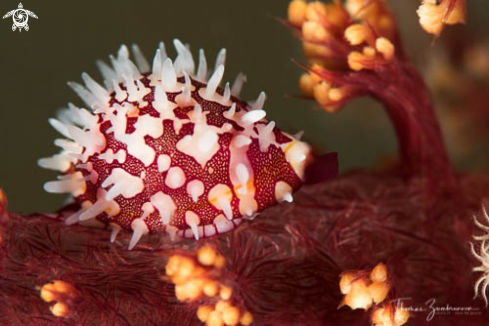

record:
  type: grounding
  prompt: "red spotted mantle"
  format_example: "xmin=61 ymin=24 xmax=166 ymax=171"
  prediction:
xmin=39 ymin=40 xmax=313 ymax=249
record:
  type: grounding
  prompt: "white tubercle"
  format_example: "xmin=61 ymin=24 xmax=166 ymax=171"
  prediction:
xmin=232 ymin=135 xmax=251 ymax=148
xmin=187 ymin=179 xmax=205 ymax=202
xmin=231 ymin=72 xmax=246 ymax=97
xmin=241 ymin=109 xmax=266 ymax=125
xmin=131 ymin=44 xmax=150 ymax=73
xmin=98 ymin=149 xmax=127 ymax=164
xmin=102 ymin=168 xmax=144 ymax=200
xmin=235 ymin=164 xmax=250 ymax=195
xmin=222 ymin=83 xmax=231 ymax=103
xmin=196 ymin=49 xmax=208 ymax=81
xmin=224 ymin=102 xmax=236 ymax=119
xmin=214 ymin=48 xmax=227 ymax=72
xmin=65 ymin=209 xmax=84 ymax=226
xmin=140 ymin=202 xmax=155 ymax=220
xmin=251 ymin=92 xmax=266 ymax=111
xmin=281 ymin=140 xmax=312 ymax=180
xmin=65 ymin=200 xmax=93 ymax=225
xmin=135 ymin=114 xmax=164 ymax=139
xmin=90 ymin=169 xmax=99 ymax=184
xmin=56 ymin=104 xmax=81 ymax=127
xmin=165 ymin=166 xmax=186 ymax=189
xmin=54 ymin=139 xmax=82 ymax=154
xmin=173 ymin=39 xmax=195 ymax=75
xmin=150 ymin=48 xmax=164 ymax=83
xmin=153 ymin=85 xmax=177 ymax=120
xmin=166 ymin=225 xmax=179 ymax=241
xmin=208 ymin=184 xmax=233 ymax=220
xmin=49 ymin=118 xmax=71 ymax=138
xmin=205 ymin=64 xmax=225 ymax=99
xmin=82 ymin=72 xmax=111 ymax=104
xmin=110 ymin=223 xmax=122 ymax=242
xmin=96 ymin=60 xmax=118 ymax=89
xmin=294 ymin=130 xmax=304 ymax=140
xmin=157 ymin=154 xmax=171 ymax=172
xmin=275 ymin=181 xmax=293 ymax=203
xmin=129 ymin=218 xmax=149 ymax=250
xmin=179 ymin=72 xmax=193 ymax=105
xmin=44 ymin=171 xmax=86 ymax=196
xmin=115 ymin=132 xmax=155 ymax=167
xmin=137 ymin=80 xmax=151 ymax=106
xmin=108 ymin=104 xmax=129 ymax=135
xmin=151 ymin=191 xmax=176 ymax=225
xmin=185 ymin=211 xmax=201 ymax=240
xmin=176 ymin=104 xmax=220 ymax=168
xmin=218 ymin=196 xmax=233 ymax=220
xmin=161 ymin=58 xmax=178 ymax=91
xmin=66 ymin=124 xmax=105 ymax=157
xmin=213 ymin=214 xmax=237 ymax=234
xmin=239 ymin=196 xmax=258 ymax=217
xmin=77 ymin=162 xmax=93 ymax=172
xmin=38 ymin=154 xmax=72 ymax=172
xmin=258 ymin=121 xmax=276 ymax=152
xmin=67 ymin=82 xmax=98 ymax=108
xmin=79 ymin=189 xmax=120 ymax=221
xmin=204 ymin=224 xmax=217 ymax=237
xmin=110 ymin=45 xmax=141 ymax=80
xmin=124 ymin=75 xmax=148 ymax=107
xmin=73 ymin=106 xmax=99 ymax=130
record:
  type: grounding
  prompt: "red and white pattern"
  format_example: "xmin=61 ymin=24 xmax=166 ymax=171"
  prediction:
xmin=39 ymin=40 xmax=312 ymax=249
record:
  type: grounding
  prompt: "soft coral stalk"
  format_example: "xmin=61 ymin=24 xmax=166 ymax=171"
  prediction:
xmin=288 ymin=0 xmax=456 ymax=196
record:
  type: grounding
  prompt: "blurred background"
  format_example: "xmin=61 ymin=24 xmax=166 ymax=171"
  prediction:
xmin=0 ymin=0 xmax=488 ymax=213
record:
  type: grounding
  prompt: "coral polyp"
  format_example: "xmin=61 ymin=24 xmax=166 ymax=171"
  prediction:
xmin=39 ymin=40 xmax=313 ymax=249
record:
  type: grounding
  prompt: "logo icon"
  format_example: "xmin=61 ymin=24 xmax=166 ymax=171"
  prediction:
xmin=3 ymin=3 xmax=37 ymax=32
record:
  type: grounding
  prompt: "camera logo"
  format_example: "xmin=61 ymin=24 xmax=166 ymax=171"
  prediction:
xmin=3 ymin=3 xmax=38 ymax=32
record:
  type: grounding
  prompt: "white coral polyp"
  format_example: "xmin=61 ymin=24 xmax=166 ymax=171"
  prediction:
xmin=471 ymin=204 xmax=489 ymax=306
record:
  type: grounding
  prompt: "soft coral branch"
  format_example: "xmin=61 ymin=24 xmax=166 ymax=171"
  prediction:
xmin=289 ymin=0 xmax=457 ymax=194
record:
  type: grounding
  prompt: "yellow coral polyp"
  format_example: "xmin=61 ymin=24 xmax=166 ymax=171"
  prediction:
xmin=207 ymin=310 xmax=225 ymax=326
xmin=303 ymin=21 xmax=329 ymax=42
xmin=203 ymin=280 xmax=219 ymax=297
xmin=198 ymin=246 xmax=218 ymax=266
xmin=339 ymin=263 xmax=392 ymax=311
xmin=312 ymin=81 xmax=345 ymax=113
xmin=305 ymin=1 xmax=328 ymax=23
xmin=40 ymin=280 xmax=78 ymax=318
xmin=368 ymin=281 xmax=390 ymax=304
xmin=344 ymin=24 xmax=374 ymax=46
xmin=197 ymin=305 xmax=214 ymax=322
xmin=370 ymin=263 xmax=388 ymax=283
xmin=299 ymin=73 xmax=317 ymax=97
xmin=343 ymin=279 xmax=374 ymax=310
xmin=166 ymin=255 xmax=203 ymax=285
xmin=347 ymin=40 xmax=394 ymax=71
xmin=239 ymin=311 xmax=254 ymax=326
xmin=40 ymin=283 xmax=57 ymax=303
xmin=222 ymin=306 xmax=241 ymax=326
xmin=313 ymin=81 xmax=332 ymax=104
xmin=49 ymin=302 xmax=70 ymax=318
xmin=375 ymin=38 xmax=395 ymax=61
xmin=166 ymin=248 xmax=253 ymax=325
xmin=371 ymin=303 xmax=410 ymax=326
xmin=288 ymin=0 xmax=308 ymax=27
xmin=347 ymin=51 xmax=369 ymax=71
xmin=417 ymin=0 xmax=466 ymax=36
xmin=40 ymin=280 xmax=77 ymax=302
xmin=220 ymin=286 xmax=233 ymax=300
xmin=303 ymin=41 xmax=333 ymax=59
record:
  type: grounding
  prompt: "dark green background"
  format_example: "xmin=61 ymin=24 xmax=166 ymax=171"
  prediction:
xmin=0 ymin=0 xmax=487 ymax=213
